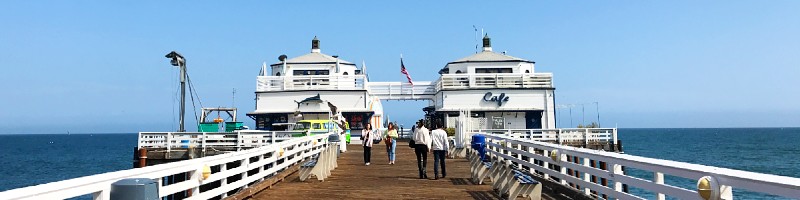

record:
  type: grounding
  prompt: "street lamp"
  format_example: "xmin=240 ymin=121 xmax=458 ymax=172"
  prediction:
xmin=165 ymin=51 xmax=187 ymax=132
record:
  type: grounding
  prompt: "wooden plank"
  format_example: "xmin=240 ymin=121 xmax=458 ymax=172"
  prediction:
xmin=223 ymin=163 xmax=301 ymax=200
xmin=250 ymin=144 xmax=549 ymax=199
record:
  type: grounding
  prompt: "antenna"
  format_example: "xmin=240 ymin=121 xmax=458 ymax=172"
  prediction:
xmin=232 ymin=88 xmax=236 ymax=108
xmin=473 ymin=25 xmax=478 ymax=53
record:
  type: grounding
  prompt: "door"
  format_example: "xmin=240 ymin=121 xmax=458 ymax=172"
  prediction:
xmin=525 ymin=111 xmax=543 ymax=129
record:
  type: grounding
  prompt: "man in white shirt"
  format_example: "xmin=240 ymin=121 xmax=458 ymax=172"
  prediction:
xmin=430 ymin=121 xmax=449 ymax=179
xmin=413 ymin=119 xmax=431 ymax=179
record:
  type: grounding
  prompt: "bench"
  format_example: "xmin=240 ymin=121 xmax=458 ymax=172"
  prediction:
xmin=493 ymin=163 xmax=542 ymax=200
xmin=470 ymin=149 xmax=504 ymax=185
xmin=299 ymin=144 xmax=338 ymax=182
xmin=507 ymin=169 xmax=542 ymax=200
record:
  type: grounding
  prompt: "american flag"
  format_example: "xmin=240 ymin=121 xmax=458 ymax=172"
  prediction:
xmin=400 ymin=58 xmax=413 ymax=85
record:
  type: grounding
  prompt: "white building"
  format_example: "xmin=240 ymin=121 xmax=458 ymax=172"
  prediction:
xmin=434 ymin=34 xmax=555 ymax=130
xmin=248 ymin=35 xmax=555 ymax=137
xmin=248 ymin=37 xmax=384 ymax=137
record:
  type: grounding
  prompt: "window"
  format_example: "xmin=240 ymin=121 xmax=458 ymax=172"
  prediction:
xmin=455 ymin=70 xmax=463 ymax=74
xmin=312 ymin=123 xmax=322 ymax=129
xmin=294 ymin=122 xmax=311 ymax=130
xmin=525 ymin=70 xmax=530 ymax=73
xmin=475 ymin=68 xmax=513 ymax=74
xmin=292 ymin=70 xmax=330 ymax=75
xmin=343 ymin=72 xmax=349 ymax=75
xmin=275 ymin=72 xmax=281 ymax=76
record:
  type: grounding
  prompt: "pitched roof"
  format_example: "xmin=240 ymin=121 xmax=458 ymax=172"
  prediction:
xmin=448 ymin=51 xmax=532 ymax=64
xmin=272 ymin=52 xmax=355 ymax=66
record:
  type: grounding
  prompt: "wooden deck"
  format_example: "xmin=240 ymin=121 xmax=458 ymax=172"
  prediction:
xmin=252 ymin=143 xmax=549 ymax=200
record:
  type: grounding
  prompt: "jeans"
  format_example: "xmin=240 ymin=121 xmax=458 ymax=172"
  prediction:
xmin=433 ymin=150 xmax=447 ymax=178
xmin=414 ymin=144 xmax=429 ymax=178
xmin=363 ymin=146 xmax=371 ymax=163
xmin=386 ymin=139 xmax=396 ymax=161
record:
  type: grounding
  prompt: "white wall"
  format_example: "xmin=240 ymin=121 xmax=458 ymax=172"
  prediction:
xmin=256 ymin=91 xmax=367 ymax=113
xmin=445 ymin=62 xmax=535 ymax=74
xmin=437 ymin=89 xmax=549 ymax=111
xmin=436 ymin=89 xmax=555 ymax=129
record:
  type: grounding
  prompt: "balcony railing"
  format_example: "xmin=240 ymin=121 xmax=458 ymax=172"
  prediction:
xmin=255 ymin=73 xmax=552 ymax=93
xmin=438 ymin=73 xmax=553 ymax=90
xmin=256 ymin=75 xmax=367 ymax=92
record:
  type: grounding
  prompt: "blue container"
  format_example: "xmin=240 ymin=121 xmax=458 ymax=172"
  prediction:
xmin=471 ymin=134 xmax=487 ymax=161
xmin=181 ymin=140 xmax=190 ymax=148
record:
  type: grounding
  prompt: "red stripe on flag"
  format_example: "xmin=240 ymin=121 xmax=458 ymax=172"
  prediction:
xmin=400 ymin=58 xmax=413 ymax=85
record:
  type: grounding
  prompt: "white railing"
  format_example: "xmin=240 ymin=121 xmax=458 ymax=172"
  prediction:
xmin=438 ymin=73 xmax=553 ymax=90
xmin=256 ymin=75 xmax=366 ymax=92
xmin=138 ymin=130 xmax=320 ymax=151
xmin=367 ymin=81 xmax=436 ymax=99
xmin=478 ymin=133 xmax=800 ymax=199
xmin=475 ymin=128 xmax=617 ymax=146
xmin=1 ymin=133 xmax=334 ymax=200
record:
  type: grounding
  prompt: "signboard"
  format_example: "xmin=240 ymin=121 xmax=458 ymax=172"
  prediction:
xmin=491 ymin=116 xmax=505 ymax=129
xmin=483 ymin=92 xmax=509 ymax=106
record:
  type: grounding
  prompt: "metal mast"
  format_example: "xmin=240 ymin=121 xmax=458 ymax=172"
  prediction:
xmin=166 ymin=51 xmax=187 ymax=132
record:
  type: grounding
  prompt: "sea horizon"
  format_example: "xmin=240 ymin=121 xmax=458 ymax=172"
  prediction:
xmin=2 ymin=126 xmax=800 ymax=135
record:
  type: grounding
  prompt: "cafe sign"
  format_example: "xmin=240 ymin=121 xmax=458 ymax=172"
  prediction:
xmin=483 ymin=92 xmax=509 ymax=106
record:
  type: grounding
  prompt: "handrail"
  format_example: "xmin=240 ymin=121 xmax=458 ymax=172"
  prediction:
xmin=257 ymin=75 xmax=367 ymax=92
xmin=474 ymin=128 xmax=617 ymax=146
xmin=1 ymin=133 xmax=334 ymax=200
xmin=366 ymin=81 xmax=436 ymax=99
xmin=478 ymin=133 xmax=800 ymax=199
xmin=137 ymin=130 xmax=312 ymax=150
xmin=439 ymin=73 xmax=553 ymax=89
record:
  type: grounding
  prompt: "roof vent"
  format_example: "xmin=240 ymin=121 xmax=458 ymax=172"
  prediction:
xmin=482 ymin=33 xmax=492 ymax=52
xmin=311 ymin=36 xmax=320 ymax=53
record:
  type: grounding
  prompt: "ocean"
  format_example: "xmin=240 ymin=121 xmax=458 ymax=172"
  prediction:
xmin=0 ymin=128 xmax=798 ymax=199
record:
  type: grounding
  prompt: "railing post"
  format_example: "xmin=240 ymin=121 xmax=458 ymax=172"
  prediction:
xmin=557 ymin=129 xmax=562 ymax=145
xmin=271 ymin=131 xmax=276 ymax=144
xmin=558 ymin=151 xmax=567 ymax=185
xmin=166 ymin=132 xmax=172 ymax=152
xmin=92 ymin=189 xmax=108 ymax=200
xmin=528 ymin=130 xmax=534 ymax=141
xmin=612 ymin=163 xmax=624 ymax=199
xmin=241 ymin=157 xmax=250 ymax=190
xmin=236 ymin=131 xmax=242 ymax=151
xmin=654 ymin=172 xmax=665 ymax=200
xmin=201 ymin=132 xmax=207 ymax=152
xmin=190 ymin=169 xmax=201 ymax=196
xmin=584 ymin=128 xmax=589 ymax=147
xmin=583 ymin=157 xmax=591 ymax=195
xmin=220 ymin=163 xmax=228 ymax=198
xmin=612 ymin=128 xmax=618 ymax=146
xmin=541 ymin=149 xmax=550 ymax=179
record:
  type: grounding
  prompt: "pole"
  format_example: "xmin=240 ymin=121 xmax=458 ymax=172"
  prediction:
xmin=179 ymin=63 xmax=186 ymax=132
xmin=581 ymin=104 xmax=585 ymax=127
xmin=569 ymin=106 xmax=573 ymax=127
xmin=594 ymin=102 xmax=600 ymax=127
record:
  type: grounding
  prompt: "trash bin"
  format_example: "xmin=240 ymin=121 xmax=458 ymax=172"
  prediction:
xmin=328 ymin=134 xmax=341 ymax=157
xmin=471 ymin=134 xmax=487 ymax=161
xmin=110 ymin=178 xmax=158 ymax=200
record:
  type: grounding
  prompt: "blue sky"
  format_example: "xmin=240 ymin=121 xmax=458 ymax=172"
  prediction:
xmin=1 ymin=1 xmax=798 ymax=133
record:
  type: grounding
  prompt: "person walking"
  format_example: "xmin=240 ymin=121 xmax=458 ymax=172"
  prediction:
xmin=413 ymin=120 xmax=431 ymax=179
xmin=430 ymin=122 xmax=449 ymax=179
xmin=385 ymin=122 xmax=399 ymax=165
xmin=362 ymin=123 xmax=375 ymax=166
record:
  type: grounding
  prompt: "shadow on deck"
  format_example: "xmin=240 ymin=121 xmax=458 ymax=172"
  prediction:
xmin=252 ymin=143 xmax=549 ymax=199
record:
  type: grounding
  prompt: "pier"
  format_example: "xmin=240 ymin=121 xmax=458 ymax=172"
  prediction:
xmin=3 ymin=131 xmax=800 ymax=199
xmin=252 ymin=143 xmax=521 ymax=199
